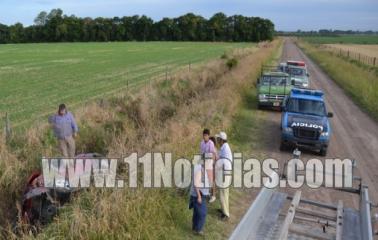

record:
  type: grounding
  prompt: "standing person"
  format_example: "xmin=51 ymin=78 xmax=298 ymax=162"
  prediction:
xmin=189 ymin=159 xmax=210 ymax=235
xmin=209 ymin=136 xmax=218 ymax=203
xmin=200 ymin=129 xmax=217 ymax=202
xmin=48 ymin=104 xmax=78 ymax=158
xmin=215 ymin=131 xmax=232 ymax=221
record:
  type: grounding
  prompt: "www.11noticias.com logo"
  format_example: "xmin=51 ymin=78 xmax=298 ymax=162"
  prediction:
xmin=41 ymin=153 xmax=354 ymax=189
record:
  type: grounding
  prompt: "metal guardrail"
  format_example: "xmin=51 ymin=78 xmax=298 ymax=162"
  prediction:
xmin=360 ymin=185 xmax=374 ymax=240
xmin=229 ymin=173 xmax=280 ymax=240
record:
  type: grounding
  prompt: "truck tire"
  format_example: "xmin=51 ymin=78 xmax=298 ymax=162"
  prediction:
xmin=280 ymin=141 xmax=287 ymax=151
xmin=319 ymin=146 xmax=327 ymax=156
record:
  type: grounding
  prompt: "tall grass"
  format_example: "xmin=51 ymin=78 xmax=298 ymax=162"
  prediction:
xmin=0 ymin=40 xmax=279 ymax=239
xmin=298 ymin=40 xmax=378 ymax=121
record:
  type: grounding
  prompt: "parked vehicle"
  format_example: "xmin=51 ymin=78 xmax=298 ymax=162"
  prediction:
xmin=280 ymin=88 xmax=333 ymax=156
xmin=257 ymin=66 xmax=293 ymax=109
xmin=280 ymin=60 xmax=310 ymax=88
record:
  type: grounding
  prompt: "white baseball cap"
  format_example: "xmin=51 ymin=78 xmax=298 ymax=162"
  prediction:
xmin=215 ymin=131 xmax=227 ymax=141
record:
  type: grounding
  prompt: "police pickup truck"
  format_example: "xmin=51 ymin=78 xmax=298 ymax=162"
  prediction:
xmin=280 ymin=88 xmax=333 ymax=156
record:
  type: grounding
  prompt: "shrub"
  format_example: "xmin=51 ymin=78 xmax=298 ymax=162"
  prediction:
xmin=226 ymin=57 xmax=238 ymax=70
xmin=76 ymin=125 xmax=108 ymax=155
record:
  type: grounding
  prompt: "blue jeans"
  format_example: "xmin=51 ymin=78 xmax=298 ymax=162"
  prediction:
xmin=191 ymin=195 xmax=207 ymax=232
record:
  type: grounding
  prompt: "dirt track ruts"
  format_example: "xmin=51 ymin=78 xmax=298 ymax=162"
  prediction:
xmin=259 ymin=38 xmax=378 ymax=207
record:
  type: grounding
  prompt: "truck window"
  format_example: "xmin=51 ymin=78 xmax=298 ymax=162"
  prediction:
xmin=287 ymin=98 xmax=326 ymax=116
xmin=289 ymin=68 xmax=305 ymax=76
xmin=261 ymin=76 xmax=290 ymax=86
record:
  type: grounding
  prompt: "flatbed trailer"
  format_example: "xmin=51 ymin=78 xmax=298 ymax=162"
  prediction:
xmin=230 ymin=155 xmax=375 ymax=240
xmin=230 ymin=186 xmax=373 ymax=240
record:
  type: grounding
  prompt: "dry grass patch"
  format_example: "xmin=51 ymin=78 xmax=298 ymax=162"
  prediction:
xmin=324 ymin=44 xmax=378 ymax=59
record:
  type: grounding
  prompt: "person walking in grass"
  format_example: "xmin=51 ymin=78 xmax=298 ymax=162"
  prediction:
xmin=215 ymin=131 xmax=232 ymax=221
xmin=48 ymin=104 xmax=78 ymax=158
xmin=200 ymin=129 xmax=217 ymax=203
xmin=189 ymin=158 xmax=210 ymax=236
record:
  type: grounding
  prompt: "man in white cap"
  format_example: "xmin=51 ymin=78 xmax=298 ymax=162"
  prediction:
xmin=215 ymin=131 xmax=232 ymax=221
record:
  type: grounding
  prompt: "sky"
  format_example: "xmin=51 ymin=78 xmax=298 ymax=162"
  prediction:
xmin=0 ymin=0 xmax=377 ymax=31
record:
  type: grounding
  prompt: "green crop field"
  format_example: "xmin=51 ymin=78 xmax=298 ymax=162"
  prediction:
xmin=302 ymin=35 xmax=378 ymax=44
xmin=0 ymin=42 xmax=251 ymax=128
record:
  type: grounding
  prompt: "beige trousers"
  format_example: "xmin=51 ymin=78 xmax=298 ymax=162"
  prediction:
xmin=219 ymin=187 xmax=229 ymax=217
xmin=58 ymin=135 xmax=76 ymax=158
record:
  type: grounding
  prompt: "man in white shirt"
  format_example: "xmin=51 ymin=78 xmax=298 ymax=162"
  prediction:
xmin=215 ymin=131 xmax=232 ymax=221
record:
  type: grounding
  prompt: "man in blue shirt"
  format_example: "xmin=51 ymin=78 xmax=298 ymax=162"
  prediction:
xmin=48 ymin=104 xmax=78 ymax=158
xmin=189 ymin=158 xmax=210 ymax=235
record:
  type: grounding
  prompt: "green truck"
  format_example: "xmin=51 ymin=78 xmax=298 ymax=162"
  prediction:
xmin=257 ymin=67 xmax=293 ymax=109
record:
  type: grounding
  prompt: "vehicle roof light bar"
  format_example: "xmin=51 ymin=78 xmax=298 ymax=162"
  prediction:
xmin=287 ymin=61 xmax=306 ymax=67
xmin=291 ymin=88 xmax=324 ymax=97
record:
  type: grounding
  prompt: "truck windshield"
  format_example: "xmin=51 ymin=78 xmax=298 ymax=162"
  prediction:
xmin=289 ymin=68 xmax=305 ymax=76
xmin=287 ymin=98 xmax=326 ymax=116
xmin=261 ymin=76 xmax=289 ymax=86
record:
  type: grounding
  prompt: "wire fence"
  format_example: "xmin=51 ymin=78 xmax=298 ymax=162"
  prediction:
xmin=1 ymin=61 xmax=195 ymax=141
xmin=320 ymin=45 xmax=377 ymax=67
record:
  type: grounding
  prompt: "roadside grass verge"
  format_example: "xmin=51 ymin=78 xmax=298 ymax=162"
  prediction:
xmin=0 ymin=40 xmax=278 ymax=239
xmin=298 ymin=40 xmax=378 ymax=121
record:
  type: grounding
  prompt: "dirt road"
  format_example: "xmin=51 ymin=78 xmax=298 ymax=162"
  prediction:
xmin=259 ymin=38 xmax=378 ymax=207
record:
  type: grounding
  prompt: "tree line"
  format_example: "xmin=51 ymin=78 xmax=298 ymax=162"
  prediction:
xmin=277 ymin=29 xmax=378 ymax=37
xmin=0 ymin=9 xmax=274 ymax=44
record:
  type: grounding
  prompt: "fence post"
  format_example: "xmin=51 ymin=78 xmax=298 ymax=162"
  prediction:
xmin=374 ymin=57 xmax=376 ymax=66
xmin=359 ymin=53 xmax=361 ymax=62
xmin=347 ymin=51 xmax=349 ymax=58
xmin=4 ymin=112 xmax=11 ymax=142
xmin=189 ymin=61 xmax=191 ymax=72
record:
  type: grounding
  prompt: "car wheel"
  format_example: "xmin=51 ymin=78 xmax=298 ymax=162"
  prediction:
xmin=40 ymin=201 xmax=57 ymax=225
xmin=319 ymin=147 xmax=327 ymax=156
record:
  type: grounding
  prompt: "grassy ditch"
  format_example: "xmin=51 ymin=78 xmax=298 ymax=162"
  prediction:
xmin=298 ymin=40 xmax=378 ymax=121
xmin=0 ymin=40 xmax=279 ymax=239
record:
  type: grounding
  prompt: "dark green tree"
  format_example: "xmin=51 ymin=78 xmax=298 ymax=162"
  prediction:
xmin=0 ymin=10 xmax=275 ymax=43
